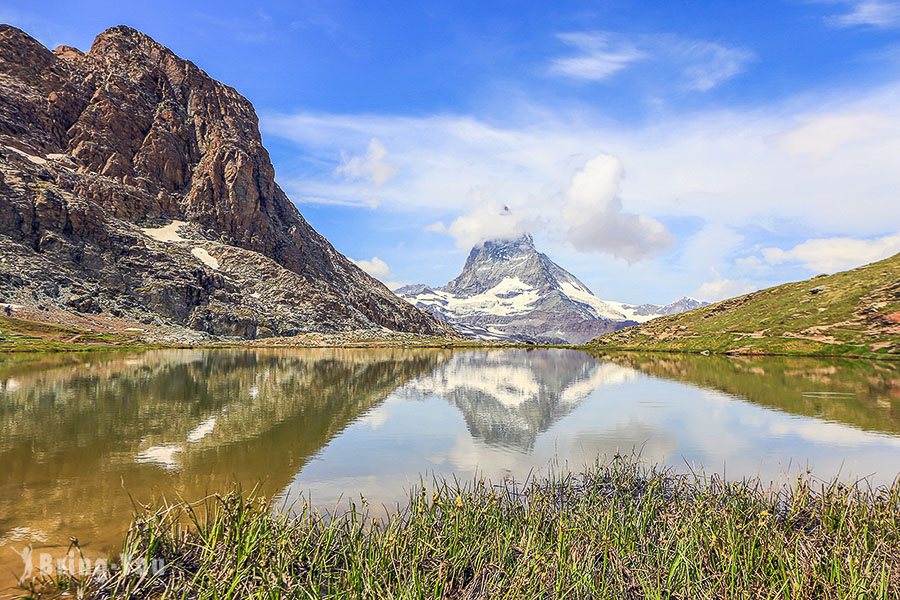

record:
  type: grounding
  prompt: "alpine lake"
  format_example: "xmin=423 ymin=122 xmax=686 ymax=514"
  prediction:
xmin=1 ymin=347 xmax=898 ymax=590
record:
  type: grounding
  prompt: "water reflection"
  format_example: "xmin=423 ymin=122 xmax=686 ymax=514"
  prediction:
xmin=0 ymin=348 xmax=447 ymax=586
xmin=594 ymin=352 xmax=900 ymax=434
xmin=406 ymin=350 xmax=633 ymax=450
xmin=2 ymin=348 xmax=899 ymax=591
xmin=281 ymin=349 xmax=900 ymax=515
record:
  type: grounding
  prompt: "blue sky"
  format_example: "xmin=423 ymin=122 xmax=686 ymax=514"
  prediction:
xmin=5 ymin=0 xmax=900 ymax=303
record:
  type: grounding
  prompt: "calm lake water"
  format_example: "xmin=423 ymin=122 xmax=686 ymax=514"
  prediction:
xmin=1 ymin=347 xmax=899 ymax=588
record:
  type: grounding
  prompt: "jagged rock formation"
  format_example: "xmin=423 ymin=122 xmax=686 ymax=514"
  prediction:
xmin=396 ymin=234 xmax=705 ymax=344
xmin=0 ymin=25 xmax=452 ymax=339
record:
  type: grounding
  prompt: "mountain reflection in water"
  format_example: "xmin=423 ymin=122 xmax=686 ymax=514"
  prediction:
xmin=0 ymin=348 xmax=447 ymax=585
xmin=405 ymin=350 xmax=635 ymax=450
xmin=1 ymin=348 xmax=899 ymax=590
xmin=280 ymin=348 xmax=900 ymax=515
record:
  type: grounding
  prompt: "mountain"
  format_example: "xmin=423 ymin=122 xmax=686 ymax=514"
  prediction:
xmin=601 ymin=296 xmax=708 ymax=323
xmin=0 ymin=25 xmax=452 ymax=340
xmin=395 ymin=233 xmax=706 ymax=344
xmin=590 ymin=252 xmax=900 ymax=358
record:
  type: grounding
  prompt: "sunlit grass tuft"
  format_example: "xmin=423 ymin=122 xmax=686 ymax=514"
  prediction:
xmin=24 ymin=459 xmax=900 ymax=599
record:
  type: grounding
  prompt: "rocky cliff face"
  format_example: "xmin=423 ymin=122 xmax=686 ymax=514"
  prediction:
xmin=0 ymin=25 xmax=452 ymax=339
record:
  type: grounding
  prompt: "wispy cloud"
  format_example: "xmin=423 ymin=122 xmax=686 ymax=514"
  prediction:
xmin=825 ymin=0 xmax=900 ymax=28
xmin=550 ymin=32 xmax=647 ymax=80
xmin=549 ymin=31 xmax=754 ymax=91
xmin=262 ymin=79 xmax=900 ymax=288
xmin=694 ymin=275 xmax=756 ymax=302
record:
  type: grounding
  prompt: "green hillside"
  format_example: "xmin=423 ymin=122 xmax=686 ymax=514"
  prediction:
xmin=589 ymin=253 xmax=899 ymax=358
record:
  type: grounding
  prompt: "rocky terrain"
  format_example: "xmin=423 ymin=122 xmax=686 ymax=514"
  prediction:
xmin=396 ymin=234 xmax=705 ymax=344
xmin=591 ymin=252 xmax=900 ymax=358
xmin=0 ymin=25 xmax=454 ymax=342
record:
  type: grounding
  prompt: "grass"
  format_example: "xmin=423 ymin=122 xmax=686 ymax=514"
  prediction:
xmin=0 ymin=315 xmax=151 ymax=352
xmin=590 ymin=252 xmax=900 ymax=359
xmin=23 ymin=459 xmax=900 ymax=599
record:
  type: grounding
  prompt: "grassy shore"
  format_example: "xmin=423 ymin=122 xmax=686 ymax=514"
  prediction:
xmin=0 ymin=312 xmax=519 ymax=353
xmin=24 ymin=460 xmax=900 ymax=599
xmin=0 ymin=314 xmax=154 ymax=352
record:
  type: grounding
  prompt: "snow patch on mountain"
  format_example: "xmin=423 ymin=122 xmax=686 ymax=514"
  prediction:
xmin=396 ymin=234 xmax=707 ymax=343
xmin=557 ymin=281 xmax=629 ymax=320
xmin=413 ymin=277 xmax=541 ymax=318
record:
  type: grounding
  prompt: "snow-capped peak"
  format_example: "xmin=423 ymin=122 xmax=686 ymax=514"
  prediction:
xmin=397 ymin=233 xmax=706 ymax=343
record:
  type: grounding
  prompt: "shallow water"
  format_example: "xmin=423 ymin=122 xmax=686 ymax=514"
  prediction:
xmin=1 ymin=348 xmax=898 ymax=588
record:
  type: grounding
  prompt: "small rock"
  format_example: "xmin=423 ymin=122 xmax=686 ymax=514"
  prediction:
xmin=809 ymin=286 xmax=828 ymax=295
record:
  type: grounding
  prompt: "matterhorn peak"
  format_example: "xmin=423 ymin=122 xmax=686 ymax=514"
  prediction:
xmin=397 ymin=235 xmax=708 ymax=344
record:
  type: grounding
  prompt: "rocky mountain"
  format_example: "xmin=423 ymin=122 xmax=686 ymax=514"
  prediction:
xmin=591 ymin=252 xmax=899 ymax=358
xmin=603 ymin=296 xmax=709 ymax=323
xmin=0 ymin=25 xmax=452 ymax=339
xmin=395 ymin=233 xmax=706 ymax=344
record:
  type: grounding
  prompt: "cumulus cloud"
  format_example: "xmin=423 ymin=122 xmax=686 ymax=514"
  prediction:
xmin=825 ymin=0 xmax=900 ymax=27
xmin=336 ymin=138 xmax=396 ymax=187
xmin=425 ymin=221 xmax=447 ymax=233
xmin=447 ymin=202 xmax=530 ymax=249
xmin=261 ymin=81 xmax=900 ymax=287
xmin=762 ymin=232 xmax=900 ymax=272
xmin=350 ymin=256 xmax=390 ymax=279
xmin=550 ymin=31 xmax=753 ymax=91
xmin=562 ymin=154 xmax=672 ymax=261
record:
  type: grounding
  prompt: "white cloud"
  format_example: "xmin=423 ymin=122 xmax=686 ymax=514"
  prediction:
xmin=736 ymin=255 xmax=762 ymax=267
xmin=262 ymin=81 xmax=900 ymax=289
xmin=825 ymin=0 xmax=900 ymax=27
xmin=673 ymin=38 xmax=755 ymax=92
xmin=778 ymin=112 xmax=897 ymax=159
xmin=350 ymin=256 xmax=391 ymax=279
xmin=550 ymin=31 xmax=753 ymax=91
xmin=562 ymin=154 xmax=672 ymax=261
xmin=762 ymin=232 xmax=900 ymax=272
xmin=425 ymin=221 xmax=447 ymax=233
xmin=266 ymin=87 xmax=900 ymax=239
xmin=693 ymin=275 xmax=757 ymax=302
xmin=336 ymin=138 xmax=396 ymax=187
xmin=550 ymin=32 xmax=646 ymax=80
xmin=447 ymin=202 xmax=530 ymax=249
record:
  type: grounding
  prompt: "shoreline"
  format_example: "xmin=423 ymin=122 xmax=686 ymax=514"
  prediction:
xmin=19 ymin=460 xmax=900 ymax=599
xmin=2 ymin=311 xmax=898 ymax=360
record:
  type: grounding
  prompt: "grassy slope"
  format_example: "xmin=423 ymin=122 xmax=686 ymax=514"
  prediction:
xmin=0 ymin=315 xmax=148 ymax=352
xmin=590 ymin=253 xmax=900 ymax=358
